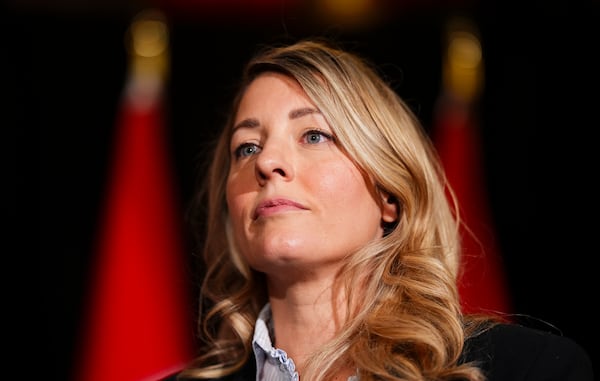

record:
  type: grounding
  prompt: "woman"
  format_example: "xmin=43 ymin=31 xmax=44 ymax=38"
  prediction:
xmin=172 ymin=39 xmax=593 ymax=381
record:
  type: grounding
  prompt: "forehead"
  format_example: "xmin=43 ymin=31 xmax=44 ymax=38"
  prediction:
xmin=232 ymin=72 xmax=322 ymax=128
xmin=240 ymin=72 xmax=311 ymax=108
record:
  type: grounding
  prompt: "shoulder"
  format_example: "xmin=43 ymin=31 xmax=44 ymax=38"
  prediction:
xmin=461 ymin=323 xmax=594 ymax=381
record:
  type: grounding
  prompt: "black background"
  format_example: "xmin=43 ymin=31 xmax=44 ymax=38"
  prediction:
xmin=6 ymin=0 xmax=598 ymax=379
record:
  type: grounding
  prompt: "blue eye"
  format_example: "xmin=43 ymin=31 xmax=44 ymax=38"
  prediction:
xmin=234 ymin=143 xmax=261 ymax=158
xmin=304 ymin=130 xmax=333 ymax=144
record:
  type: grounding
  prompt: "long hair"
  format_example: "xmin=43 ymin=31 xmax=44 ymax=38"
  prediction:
xmin=181 ymin=38 xmax=491 ymax=381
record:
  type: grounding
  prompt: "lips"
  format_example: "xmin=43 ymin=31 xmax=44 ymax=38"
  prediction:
xmin=253 ymin=198 xmax=308 ymax=219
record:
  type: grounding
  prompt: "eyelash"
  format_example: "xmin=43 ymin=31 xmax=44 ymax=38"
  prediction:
xmin=304 ymin=129 xmax=333 ymax=144
xmin=233 ymin=129 xmax=334 ymax=159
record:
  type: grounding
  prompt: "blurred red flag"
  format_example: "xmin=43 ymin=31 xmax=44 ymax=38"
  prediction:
xmin=73 ymin=10 xmax=195 ymax=381
xmin=432 ymin=100 xmax=511 ymax=316
xmin=432 ymin=17 xmax=511 ymax=316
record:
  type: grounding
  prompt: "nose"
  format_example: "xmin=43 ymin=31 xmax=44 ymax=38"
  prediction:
xmin=255 ymin=139 xmax=294 ymax=185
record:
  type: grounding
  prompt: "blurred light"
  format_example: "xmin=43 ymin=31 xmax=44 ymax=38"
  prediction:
xmin=448 ymin=32 xmax=481 ymax=70
xmin=124 ymin=8 xmax=169 ymax=110
xmin=131 ymin=18 xmax=168 ymax=58
xmin=322 ymin=0 xmax=371 ymax=18
xmin=442 ymin=16 xmax=483 ymax=103
xmin=315 ymin=0 xmax=381 ymax=29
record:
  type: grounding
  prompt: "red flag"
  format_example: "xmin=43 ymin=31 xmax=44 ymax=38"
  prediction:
xmin=73 ymin=10 xmax=195 ymax=381
xmin=432 ymin=100 xmax=511 ymax=316
xmin=432 ymin=18 xmax=511 ymax=316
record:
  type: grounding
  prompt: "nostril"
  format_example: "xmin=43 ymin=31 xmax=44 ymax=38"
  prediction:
xmin=254 ymin=147 xmax=291 ymax=182
xmin=256 ymin=168 xmax=268 ymax=181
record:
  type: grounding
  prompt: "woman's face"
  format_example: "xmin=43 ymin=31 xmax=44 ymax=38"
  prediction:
xmin=226 ymin=72 xmax=394 ymax=279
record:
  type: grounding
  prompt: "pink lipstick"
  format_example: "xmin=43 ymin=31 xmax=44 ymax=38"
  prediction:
xmin=253 ymin=198 xmax=307 ymax=219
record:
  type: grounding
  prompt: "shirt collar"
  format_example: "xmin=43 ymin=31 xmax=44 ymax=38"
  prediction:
xmin=252 ymin=303 xmax=299 ymax=381
xmin=251 ymin=303 xmax=358 ymax=381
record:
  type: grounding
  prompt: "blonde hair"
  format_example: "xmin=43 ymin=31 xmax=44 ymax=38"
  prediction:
xmin=181 ymin=38 xmax=491 ymax=381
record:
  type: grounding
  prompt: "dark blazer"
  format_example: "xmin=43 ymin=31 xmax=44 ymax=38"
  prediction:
xmin=164 ymin=323 xmax=593 ymax=381
xmin=459 ymin=323 xmax=593 ymax=381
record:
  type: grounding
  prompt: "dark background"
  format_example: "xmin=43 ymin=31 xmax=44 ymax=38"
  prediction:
xmin=7 ymin=0 xmax=598 ymax=379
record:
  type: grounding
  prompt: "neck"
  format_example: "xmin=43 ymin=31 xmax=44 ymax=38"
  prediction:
xmin=267 ymin=274 xmax=347 ymax=371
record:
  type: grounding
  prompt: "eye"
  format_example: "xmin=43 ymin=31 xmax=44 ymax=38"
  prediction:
xmin=303 ymin=129 xmax=333 ymax=145
xmin=234 ymin=143 xmax=262 ymax=158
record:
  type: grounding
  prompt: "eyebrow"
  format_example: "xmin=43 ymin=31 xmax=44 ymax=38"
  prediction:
xmin=232 ymin=107 xmax=321 ymax=132
xmin=289 ymin=107 xmax=320 ymax=119
xmin=232 ymin=118 xmax=259 ymax=132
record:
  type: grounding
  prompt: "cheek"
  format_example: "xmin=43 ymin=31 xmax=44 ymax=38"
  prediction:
xmin=312 ymin=161 xmax=370 ymax=204
xmin=226 ymin=175 xmax=248 ymax=224
xmin=316 ymin=161 xmax=382 ymax=233
xmin=226 ymin=167 xmax=251 ymax=200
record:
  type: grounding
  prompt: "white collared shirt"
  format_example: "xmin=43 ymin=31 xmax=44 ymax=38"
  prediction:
xmin=252 ymin=303 xmax=358 ymax=381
